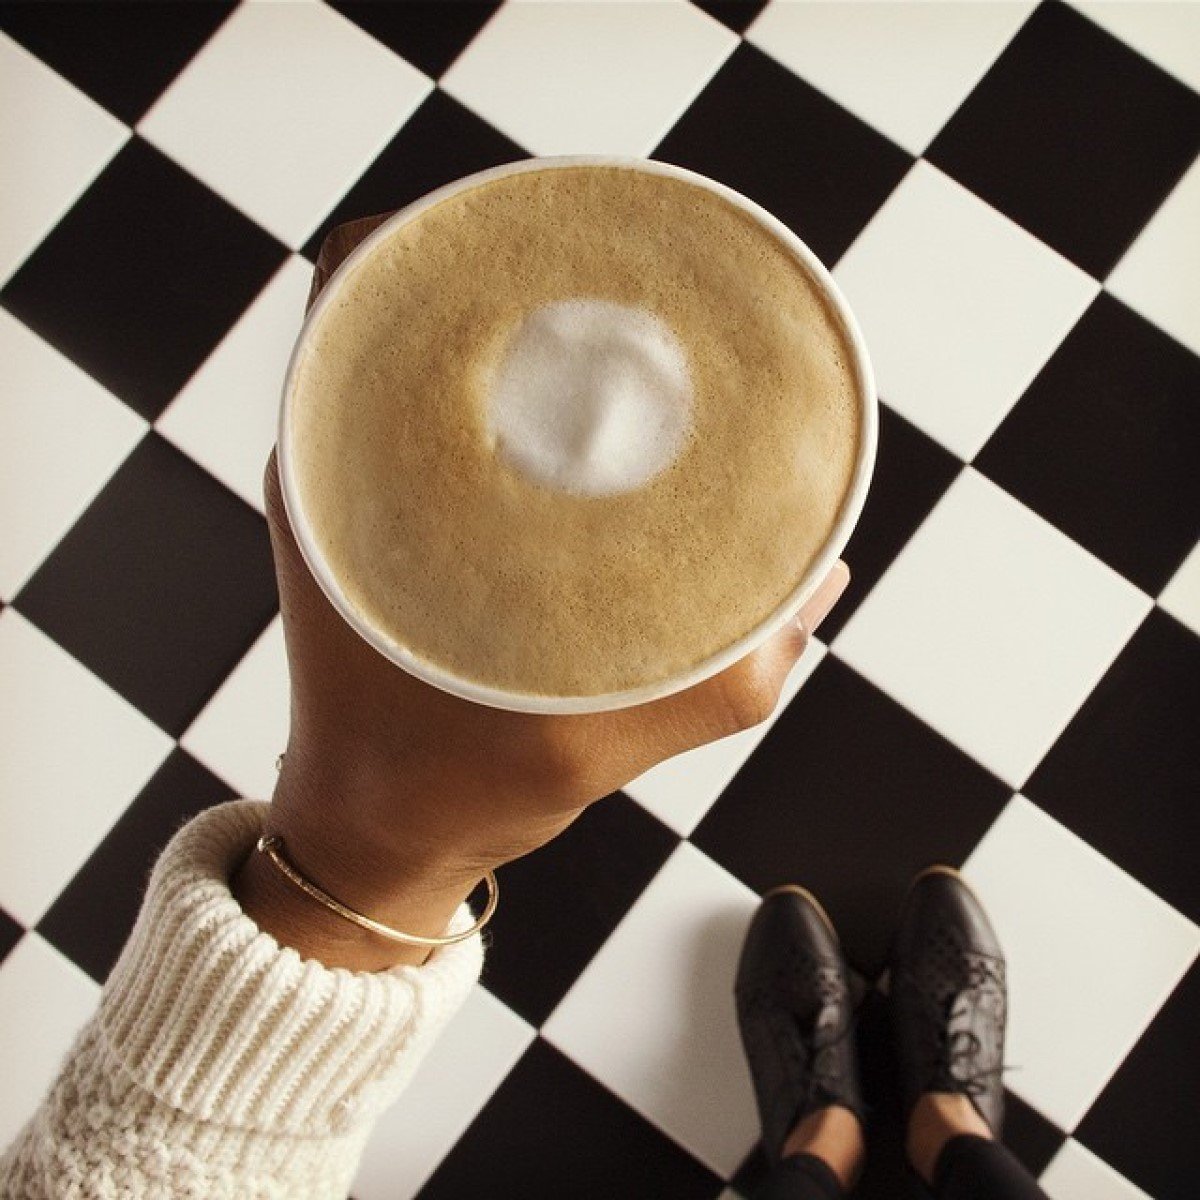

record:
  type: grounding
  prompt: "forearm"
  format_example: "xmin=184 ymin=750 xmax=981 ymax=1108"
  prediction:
xmin=0 ymin=800 xmax=484 ymax=1198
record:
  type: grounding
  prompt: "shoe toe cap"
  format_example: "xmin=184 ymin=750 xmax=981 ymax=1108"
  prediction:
xmin=737 ymin=887 xmax=841 ymax=993
xmin=897 ymin=868 xmax=1003 ymax=962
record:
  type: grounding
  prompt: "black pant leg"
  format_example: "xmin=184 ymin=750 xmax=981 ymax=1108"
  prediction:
xmin=934 ymin=1134 xmax=1050 ymax=1200
xmin=751 ymin=1152 xmax=845 ymax=1200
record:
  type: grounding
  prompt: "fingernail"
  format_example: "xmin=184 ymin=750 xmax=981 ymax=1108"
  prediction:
xmin=797 ymin=561 xmax=850 ymax=637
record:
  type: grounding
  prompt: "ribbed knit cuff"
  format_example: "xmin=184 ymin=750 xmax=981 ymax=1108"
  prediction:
xmin=97 ymin=799 xmax=484 ymax=1138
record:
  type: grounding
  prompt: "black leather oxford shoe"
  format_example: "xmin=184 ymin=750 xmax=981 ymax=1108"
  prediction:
xmin=891 ymin=866 xmax=1008 ymax=1135
xmin=735 ymin=885 xmax=866 ymax=1166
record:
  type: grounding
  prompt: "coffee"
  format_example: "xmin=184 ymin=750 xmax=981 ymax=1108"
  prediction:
xmin=286 ymin=163 xmax=862 ymax=699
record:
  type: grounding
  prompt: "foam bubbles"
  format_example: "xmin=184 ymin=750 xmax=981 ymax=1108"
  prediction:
xmin=485 ymin=298 xmax=694 ymax=497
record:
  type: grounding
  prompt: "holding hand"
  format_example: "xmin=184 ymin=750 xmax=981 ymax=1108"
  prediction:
xmin=233 ymin=215 xmax=850 ymax=970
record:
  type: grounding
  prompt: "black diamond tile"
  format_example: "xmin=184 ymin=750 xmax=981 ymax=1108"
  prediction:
xmin=302 ymin=88 xmax=525 ymax=261
xmin=976 ymin=293 xmax=1200 ymax=595
xmin=690 ymin=0 xmax=769 ymax=36
xmin=419 ymin=1037 xmax=722 ymax=1199
xmin=0 ymin=1 xmax=234 ymax=124
xmin=481 ymin=793 xmax=678 ymax=1027
xmin=37 ymin=748 xmax=237 ymax=985
xmin=653 ymin=42 xmax=913 ymax=267
xmin=14 ymin=433 xmax=278 ymax=737
xmin=1 ymin=137 xmax=287 ymax=421
xmin=693 ymin=656 xmax=1011 ymax=977
xmin=0 ymin=905 xmax=23 ymax=967
xmin=1004 ymin=1090 xmax=1068 ymax=1179
xmin=927 ymin=0 xmax=1200 ymax=279
xmin=330 ymin=2 xmax=500 ymax=79
xmin=1075 ymin=963 xmax=1199 ymax=1200
xmin=820 ymin=405 xmax=963 ymax=642
xmin=1026 ymin=609 xmax=1199 ymax=921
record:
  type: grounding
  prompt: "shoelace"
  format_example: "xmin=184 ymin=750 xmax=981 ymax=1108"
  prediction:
xmin=748 ymin=969 xmax=852 ymax=1110
xmin=938 ymin=1027 xmax=1002 ymax=1096
xmin=921 ymin=956 xmax=1007 ymax=1096
xmin=805 ymin=1019 xmax=856 ymax=1109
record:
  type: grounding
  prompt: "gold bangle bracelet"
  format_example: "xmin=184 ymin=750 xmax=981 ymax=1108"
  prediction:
xmin=255 ymin=833 xmax=498 ymax=948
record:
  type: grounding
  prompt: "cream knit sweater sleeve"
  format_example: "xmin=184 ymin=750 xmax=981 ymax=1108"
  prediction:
xmin=0 ymin=798 xmax=485 ymax=1199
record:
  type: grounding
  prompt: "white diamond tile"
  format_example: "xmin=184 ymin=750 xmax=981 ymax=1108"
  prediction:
xmin=0 ymin=310 xmax=147 ymax=601
xmin=543 ymin=843 xmax=759 ymax=1178
xmin=625 ymin=637 xmax=826 ymax=837
xmin=138 ymin=0 xmax=431 ymax=247
xmin=0 ymin=33 xmax=128 ymax=283
xmin=1158 ymin=540 xmax=1200 ymax=639
xmin=1040 ymin=1138 xmax=1152 ymax=1200
xmin=834 ymin=160 xmax=1098 ymax=460
xmin=0 ymin=611 xmax=172 ymax=926
xmin=157 ymin=255 xmax=311 ymax=513
xmin=182 ymin=616 xmax=288 ymax=801
xmin=834 ymin=468 xmax=1150 ymax=788
xmin=1041 ymin=1132 xmax=1152 ymax=1200
xmin=0 ymin=933 xmax=101 ymax=1150
xmin=441 ymin=0 xmax=737 ymax=156
xmin=354 ymin=984 xmax=534 ymax=1200
xmin=962 ymin=796 xmax=1199 ymax=1131
xmin=748 ymin=0 xmax=1034 ymax=155
xmin=1107 ymin=154 xmax=1200 ymax=357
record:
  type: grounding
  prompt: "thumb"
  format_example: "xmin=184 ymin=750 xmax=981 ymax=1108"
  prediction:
xmin=645 ymin=560 xmax=851 ymax=753
xmin=795 ymin=560 xmax=851 ymax=640
xmin=751 ymin=559 xmax=850 ymax=702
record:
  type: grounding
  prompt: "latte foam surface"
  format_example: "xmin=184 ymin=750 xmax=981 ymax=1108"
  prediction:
xmin=288 ymin=164 xmax=861 ymax=698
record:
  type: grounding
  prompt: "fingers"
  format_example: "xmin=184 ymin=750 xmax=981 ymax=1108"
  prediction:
xmin=307 ymin=211 xmax=396 ymax=312
xmin=261 ymin=446 xmax=308 ymax=585
xmin=262 ymin=446 xmax=303 ymax=557
xmin=262 ymin=448 xmax=323 ymax=608
xmin=262 ymin=446 xmax=283 ymax=528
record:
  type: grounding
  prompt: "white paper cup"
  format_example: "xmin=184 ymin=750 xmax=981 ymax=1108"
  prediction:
xmin=278 ymin=156 xmax=878 ymax=714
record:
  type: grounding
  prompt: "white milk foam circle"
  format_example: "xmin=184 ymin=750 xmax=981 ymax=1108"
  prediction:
xmin=484 ymin=298 xmax=694 ymax=497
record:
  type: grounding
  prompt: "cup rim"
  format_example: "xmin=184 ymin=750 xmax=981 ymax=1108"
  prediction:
xmin=278 ymin=154 xmax=878 ymax=714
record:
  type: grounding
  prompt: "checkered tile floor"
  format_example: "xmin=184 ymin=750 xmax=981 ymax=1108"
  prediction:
xmin=1 ymin=3 xmax=1197 ymax=1197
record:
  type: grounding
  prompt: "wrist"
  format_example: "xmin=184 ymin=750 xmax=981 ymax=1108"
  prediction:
xmin=232 ymin=749 xmax=485 ymax=970
xmin=231 ymin=835 xmax=478 ymax=971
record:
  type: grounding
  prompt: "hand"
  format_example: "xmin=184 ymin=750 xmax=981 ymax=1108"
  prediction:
xmin=233 ymin=213 xmax=851 ymax=969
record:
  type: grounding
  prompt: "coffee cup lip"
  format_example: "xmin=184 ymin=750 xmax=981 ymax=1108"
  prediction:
xmin=278 ymin=154 xmax=878 ymax=714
